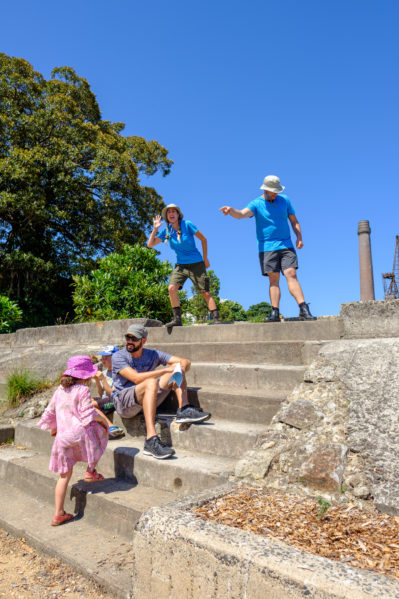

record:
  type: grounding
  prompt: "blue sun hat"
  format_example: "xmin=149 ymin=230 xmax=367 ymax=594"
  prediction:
xmin=98 ymin=345 xmax=119 ymax=356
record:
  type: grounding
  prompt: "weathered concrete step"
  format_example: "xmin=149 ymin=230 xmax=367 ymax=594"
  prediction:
xmin=186 ymin=362 xmax=305 ymax=392
xmin=169 ymin=417 xmax=266 ymax=458
xmin=147 ymin=318 xmax=343 ymax=343
xmin=0 ymin=445 xmax=174 ymax=539
xmin=187 ymin=386 xmax=283 ymax=423
xmin=0 ymin=477 xmax=132 ymax=599
xmin=147 ymin=339 xmax=322 ymax=365
xmin=14 ymin=421 xmax=236 ymax=495
xmin=159 ymin=385 xmax=284 ymax=424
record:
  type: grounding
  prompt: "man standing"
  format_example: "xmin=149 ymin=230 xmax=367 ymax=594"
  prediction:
xmin=220 ymin=175 xmax=315 ymax=322
xmin=112 ymin=324 xmax=211 ymax=459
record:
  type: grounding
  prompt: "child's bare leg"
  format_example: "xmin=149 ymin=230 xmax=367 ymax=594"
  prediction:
xmin=92 ymin=399 xmax=100 ymax=409
xmin=54 ymin=469 xmax=73 ymax=517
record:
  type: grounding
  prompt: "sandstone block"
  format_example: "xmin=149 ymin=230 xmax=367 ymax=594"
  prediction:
xmin=278 ymin=398 xmax=321 ymax=430
xmin=299 ymin=443 xmax=347 ymax=491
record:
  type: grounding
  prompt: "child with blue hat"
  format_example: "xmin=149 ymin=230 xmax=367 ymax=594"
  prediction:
xmin=93 ymin=345 xmax=123 ymax=439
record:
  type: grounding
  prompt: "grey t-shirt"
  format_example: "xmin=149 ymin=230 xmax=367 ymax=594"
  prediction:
xmin=111 ymin=347 xmax=172 ymax=399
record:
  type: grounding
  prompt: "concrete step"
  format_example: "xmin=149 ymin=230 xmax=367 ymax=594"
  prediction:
xmin=0 ymin=445 xmax=174 ymax=539
xmin=14 ymin=420 xmax=236 ymax=495
xmin=159 ymin=385 xmax=284 ymax=424
xmin=169 ymin=417 xmax=266 ymax=458
xmin=147 ymin=339 xmax=322 ymax=365
xmin=0 ymin=476 xmax=132 ymax=599
xmin=186 ymin=362 xmax=305 ymax=392
xmin=145 ymin=318 xmax=343 ymax=343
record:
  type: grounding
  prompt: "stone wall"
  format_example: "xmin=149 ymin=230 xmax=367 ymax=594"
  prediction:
xmin=234 ymin=337 xmax=399 ymax=515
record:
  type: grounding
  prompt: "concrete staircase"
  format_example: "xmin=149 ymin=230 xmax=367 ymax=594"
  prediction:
xmin=0 ymin=319 xmax=342 ymax=597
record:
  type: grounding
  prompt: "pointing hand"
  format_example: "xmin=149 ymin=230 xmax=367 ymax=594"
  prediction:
xmin=219 ymin=206 xmax=231 ymax=216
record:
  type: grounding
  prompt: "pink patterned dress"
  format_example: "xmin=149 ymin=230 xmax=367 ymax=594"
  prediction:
xmin=38 ymin=383 xmax=108 ymax=474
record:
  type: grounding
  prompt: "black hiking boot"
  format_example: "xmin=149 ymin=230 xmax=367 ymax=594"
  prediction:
xmin=298 ymin=302 xmax=316 ymax=321
xmin=264 ymin=308 xmax=280 ymax=323
xmin=165 ymin=306 xmax=182 ymax=328
xmin=210 ymin=309 xmax=221 ymax=324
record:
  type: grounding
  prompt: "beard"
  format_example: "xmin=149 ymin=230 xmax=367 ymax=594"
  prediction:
xmin=126 ymin=339 xmax=143 ymax=354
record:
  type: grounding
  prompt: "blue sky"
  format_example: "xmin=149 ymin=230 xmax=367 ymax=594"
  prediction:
xmin=2 ymin=0 xmax=398 ymax=316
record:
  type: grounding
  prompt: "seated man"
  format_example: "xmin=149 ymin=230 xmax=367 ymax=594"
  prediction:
xmin=111 ymin=324 xmax=211 ymax=459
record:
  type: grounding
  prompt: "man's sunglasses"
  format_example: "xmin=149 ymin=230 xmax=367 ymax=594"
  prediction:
xmin=125 ymin=335 xmax=141 ymax=341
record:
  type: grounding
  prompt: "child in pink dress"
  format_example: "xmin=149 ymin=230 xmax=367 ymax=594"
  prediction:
xmin=38 ymin=355 xmax=109 ymax=526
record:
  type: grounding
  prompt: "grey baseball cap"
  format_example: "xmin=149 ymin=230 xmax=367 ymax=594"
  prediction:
xmin=126 ymin=324 xmax=148 ymax=339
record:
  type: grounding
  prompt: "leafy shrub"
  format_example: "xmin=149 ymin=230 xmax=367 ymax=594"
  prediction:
xmin=6 ymin=368 xmax=50 ymax=407
xmin=246 ymin=301 xmax=272 ymax=322
xmin=72 ymin=244 xmax=182 ymax=323
xmin=219 ymin=300 xmax=247 ymax=322
xmin=0 ymin=295 xmax=23 ymax=333
xmin=185 ymin=270 xmax=221 ymax=323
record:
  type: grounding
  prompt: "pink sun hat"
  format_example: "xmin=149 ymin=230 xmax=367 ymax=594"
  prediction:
xmin=62 ymin=355 xmax=97 ymax=379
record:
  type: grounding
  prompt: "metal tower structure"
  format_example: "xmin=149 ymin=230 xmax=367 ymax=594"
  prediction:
xmin=382 ymin=235 xmax=399 ymax=299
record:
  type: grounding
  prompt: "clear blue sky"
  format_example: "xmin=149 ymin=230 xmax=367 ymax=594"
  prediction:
xmin=2 ymin=0 xmax=398 ymax=316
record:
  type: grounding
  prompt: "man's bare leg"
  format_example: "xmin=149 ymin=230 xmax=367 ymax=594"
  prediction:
xmin=158 ymin=371 xmax=189 ymax=408
xmin=268 ymin=272 xmax=281 ymax=307
xmin=134 ymin=378 xmax=158 ymax=439
xmin=283 ymin=268 xmax=305 ymax=305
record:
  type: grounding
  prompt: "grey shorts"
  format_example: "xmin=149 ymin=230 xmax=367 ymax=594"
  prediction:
xmin=114 ymin=384 xmax=171 ymax=418
xmin=259 ymin=248 xmax=298 ymax=276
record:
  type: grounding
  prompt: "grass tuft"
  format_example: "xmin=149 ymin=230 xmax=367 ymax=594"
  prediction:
xmin=6 ymin=368 xmax=51 ymax=408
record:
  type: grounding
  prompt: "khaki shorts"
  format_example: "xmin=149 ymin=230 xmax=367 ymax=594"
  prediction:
xmin=114 ymin=384 xmax=171 ymax=418
xmin=169 ymin=261 xmax=209 ymax=293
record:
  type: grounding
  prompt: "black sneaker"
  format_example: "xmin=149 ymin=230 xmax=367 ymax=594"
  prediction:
xmin=175 ymin=405 xmax=211 ymax=424
xmin=143 ymin=435 xmax=175 ymax=459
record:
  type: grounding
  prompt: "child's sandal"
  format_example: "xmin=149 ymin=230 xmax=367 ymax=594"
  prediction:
xmin=84 ymin=469 xmax=104 ymax=482
xmin=51 ymin=512 xmax=74 ymax=526
xmin=108 ymin=425 xmax=124 ymax=439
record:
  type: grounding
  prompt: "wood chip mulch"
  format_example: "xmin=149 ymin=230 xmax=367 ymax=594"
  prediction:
xmin=192 ymin=487 xmax=399 ymax=581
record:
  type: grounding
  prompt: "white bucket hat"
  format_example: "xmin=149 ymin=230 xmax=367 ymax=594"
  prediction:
xmin=260 ymin=175 xmax=285 ymax=194
xmin=161 ymin=203 xmax=183 ymax=223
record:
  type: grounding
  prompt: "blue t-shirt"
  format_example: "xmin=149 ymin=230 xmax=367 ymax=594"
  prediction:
xmin=247 ymin=194 xmax=295 ymax=252
xmin=111 ymin=348 xmax=172 ymax=398
xmin=157 ymin=219 xmax=203 ymax=264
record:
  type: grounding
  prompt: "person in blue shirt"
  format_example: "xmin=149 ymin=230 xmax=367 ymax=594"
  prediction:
xmin=220 ymin=175 xmax=315 ymax=322
xmin=147 ymin=203 xmax=220 ymax=327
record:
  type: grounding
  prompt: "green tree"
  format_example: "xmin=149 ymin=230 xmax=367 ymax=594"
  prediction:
xmin=246 ymin=301 xmax=272 ymax=322
xmin=0 ymin=54 xmax=173 ymax=327
xmin=72 ymin=244 xmax=183 ymax=323
xmin=219 ymin=299 xmax=247 ymax=322
xmin=0 ymin=294 xmax=23 ymax=333
xmin=185 ymin=270 xmax=220 ymax=323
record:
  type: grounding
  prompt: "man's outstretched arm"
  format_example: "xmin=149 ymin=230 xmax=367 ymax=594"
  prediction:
xmin=219 ymin=206 xmax=253 ymax=219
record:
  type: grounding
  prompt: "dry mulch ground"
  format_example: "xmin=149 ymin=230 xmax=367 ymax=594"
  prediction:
xmin=0 ymin=528 xmax=113 ymax=599
xmin=193 ymin=487 xmax=399 ymax=581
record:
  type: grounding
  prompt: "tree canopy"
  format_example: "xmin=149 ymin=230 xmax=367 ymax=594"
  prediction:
xmin=0 ymin=54 xmax=172 ymax=326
